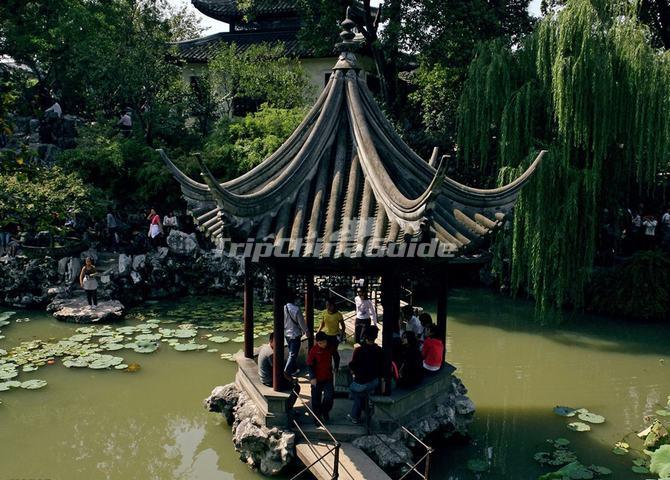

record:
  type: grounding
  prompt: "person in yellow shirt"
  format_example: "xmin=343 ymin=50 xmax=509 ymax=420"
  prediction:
xmin=318 ymin=298 xmax=346 ymax=371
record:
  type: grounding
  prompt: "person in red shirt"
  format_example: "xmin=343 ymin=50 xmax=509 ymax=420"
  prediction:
xmin=421 ymin=324 xmax=444 ymax=374
xmin=307 ymin=331 xmax=335 ymax=423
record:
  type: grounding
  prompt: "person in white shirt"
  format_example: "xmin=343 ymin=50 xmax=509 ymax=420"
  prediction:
xmin=354 ymin=288 xmax=378 ymax=344
xmin=45 ymin=101 xmax=62 ymax=118
xmin=284 ymin=292 xmax=307 ymax=376
xmin=642 ymin=215 xmax=658 ymax=249
xmin=163 ymin=211 xmax=179 ymax=235
xmin=402 ymin=305 xmax=423 ymax=338
xmin=661 ymin=207 xmax=670 ymax=248
xmin=118 ymin=111 xmax=132 ymax=137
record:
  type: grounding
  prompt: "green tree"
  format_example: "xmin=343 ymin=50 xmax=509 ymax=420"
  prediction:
xmin=457 ymin=0 xmax=670 ymax=314
xmin=208 ymin=42 xmax=313 ymax=116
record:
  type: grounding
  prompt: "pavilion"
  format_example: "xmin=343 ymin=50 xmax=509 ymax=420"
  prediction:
xmin=162 ymin=13 xmax=543 ymax=404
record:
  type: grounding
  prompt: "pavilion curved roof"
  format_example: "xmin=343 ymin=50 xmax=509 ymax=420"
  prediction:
xmin=161 ymin=17 xmax=544 ymax=260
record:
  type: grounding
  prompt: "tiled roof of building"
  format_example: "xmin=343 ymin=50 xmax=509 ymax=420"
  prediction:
xmin=191 ymin=0 xmax=298 ymax=23
xmin=175 ymin=30 xmax=314 ymax=63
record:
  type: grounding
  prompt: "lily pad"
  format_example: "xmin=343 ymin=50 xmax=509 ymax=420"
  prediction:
xmin=567 ymin=422 xmax=591 ymax=432
xmin=578 ymin=411 xmax=605 ymax=424
xmin=208 ymin=336 xmax=230 ymax=343
xmin=135 ymin=333 xmax=162 ymax=342
xmin=650 ymin=445 xmax=670 ymax=478
xmin=104 ymin=343 xmax=124 ymax=351
xmin=114 ymin=364 xmax=129 ymax=370
xmin=612 ymin=446 xmax=628 ymax=455
xmin=554 ymin=438 xmax=571 ymax=448
xmin=231 ymin=336 xmax=244 ymax=343
xmin=656 ymin=409 xmax=670 ymax=417
xmin=173 ymin=343 xmax=199 ymax=352
xmin=173 ymin=329 xmax=197 ymax=339
xmin=554 ymin=406 xmax=577 ymax=417
xmin=587 ymin=465 xmax=612 ymax=475
xmin=631 ymin=465 xmax=649 ymax=474
xmin=132 ymin=341 xmax=159 ymax=354
xmin=20 ymin=379 xmax=47 ymax=390
xmin=534 ymin=452 xmax=552 ymax=464
xmin=207 ymin=349 xmax=219 ymax=353
xmin=466 ymin=459 xmax=488 ymax=473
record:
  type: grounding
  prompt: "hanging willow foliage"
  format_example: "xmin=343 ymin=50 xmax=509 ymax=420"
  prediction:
xmin=458 ymin=0 xmax=670 ymax=315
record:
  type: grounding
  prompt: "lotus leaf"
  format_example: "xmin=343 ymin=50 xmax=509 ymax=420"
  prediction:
xmin=554 ymin=406 xmax=577 ymax=417
xmin=0 ymin=382 xmax=12 ymax=391
xmin=587 ymin=465 xmax=612 ymax=475
xmin=20 ymin=379 xmax=47 ymax=389
xmin=208 ymin=336 xmax=230 ymax=344
xmin=650 ymin=445 xmax=670 ymax=478
xmin=612 ymin=446 xmax=628 ymax=455
xmin=567 ymin=422 xmax=591 ymax=432
xmin=631 ymin=465 xmax=649 ymax=474
xmin=232 ymin=336 xmax=244 ymax=343
xmin=63 ymin=358 xmax=89 ymax=368
xmin=0 ymin=349 xmax=7 ymax=356
xmin=173 ymin=343 xmax=199 ymax=351
xmin=574 ymin=408 xmax=589 ymax=414
xmin=0 ymin=365 xmax=18 ymax=380
xmin=0 ymin=311 xmax=16 ymax=322
xmin=578 ymin=412 xmax=605 ymax=424
xmin=76 ymin=327 xmax=98 ymax=334
xmin=656 ymin=409 xmax=670 ymax=417
xmin=89 ymin=359 xmax=114 ymax=369
xmin=553 ymin=450 xmax=578 ymax=465
xmin=99 ymin=336 xmax=125 ymax=344
xmin=132 ymin=341 xmax=159 ymax=353
xmin=0 ymin=320 xmax=9 ymax=327
xmin=104 ymin=344 xmax=124 ymax=351
xmin=173 ymin=329 xmax=196 ymax=339
xmin=534 ymin=452 xmax=552 ymax=464
xmin=68 ymin=334 xmax=91 ymax=342
xmin=554 ymin=438 xmax=571 ymax=448
xmin=22 ymin=365 xmax=37 ymax=372
xmin=466 ymin=458 xmax=488 ymax=472
xmin=615 ymin=442 xmax=630 ymax=449
xmin=135 ymin=333 xmax=162 ymax=342
xmin=541 ymin=462 xmax=594 ymax=480
xmin=207 ymin=349 xmax=219 ymax=353
xmin=114 ymin=364 xmax=128 ymax=370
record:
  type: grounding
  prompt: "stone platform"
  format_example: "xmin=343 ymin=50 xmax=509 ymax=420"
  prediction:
xmin=47 ymin=298 xmax=125 ymax=323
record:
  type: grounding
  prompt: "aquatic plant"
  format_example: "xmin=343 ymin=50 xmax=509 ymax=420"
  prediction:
xmin=458 ymin=0 xmax=670 ymax=316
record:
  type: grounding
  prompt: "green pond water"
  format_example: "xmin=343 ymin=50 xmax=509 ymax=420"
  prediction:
xmin=1 ymin=289 xmax=668 ymax=479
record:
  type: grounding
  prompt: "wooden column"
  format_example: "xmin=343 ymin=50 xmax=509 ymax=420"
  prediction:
xmin=273 ymin=267 xmax=286 ymax=391
xmin=436 ymin=270 xmax=448 ymax=363
xmin=305 ymin=274 xmax=315 ymax=351
xmin=381 ymin=269 xmax=400 ymax=395
xmin=243 ymin=257 xmax=254 ymax=359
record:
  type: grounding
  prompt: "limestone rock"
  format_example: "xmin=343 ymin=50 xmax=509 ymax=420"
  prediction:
xmin=48 ymin=298 xmax=124 ymax=323
xmin=79 ymin=248 xmax=98 ymax=264
xmin=132 ymin=254 xmax=146 ymax=270
xmin=166 ymin=230 xmax=199 ymax=255
xmin=353 ymin=434 xmax=413 ymax=470
xmin=204 ymin=384 xmax=240 ymax=424
xmin=118 ymin=254 xmax=132 ymax=275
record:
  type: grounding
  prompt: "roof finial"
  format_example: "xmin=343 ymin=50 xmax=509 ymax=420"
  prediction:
xmin=333 ymin=8 xmax=361 ymax=71
xmin=336 ymin=7 xmax=358 ymax=53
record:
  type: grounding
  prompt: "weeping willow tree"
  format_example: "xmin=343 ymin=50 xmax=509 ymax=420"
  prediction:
xmin=457 ymin=0 xmax=670 ymax=315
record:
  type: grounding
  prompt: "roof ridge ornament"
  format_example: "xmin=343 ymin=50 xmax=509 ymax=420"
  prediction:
xmin=333 ymin=7 xmax=360 ymax=71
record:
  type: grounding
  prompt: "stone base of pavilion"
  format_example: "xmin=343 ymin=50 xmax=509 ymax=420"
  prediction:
xmin=236 ymin=349 xmax=459 ymax=436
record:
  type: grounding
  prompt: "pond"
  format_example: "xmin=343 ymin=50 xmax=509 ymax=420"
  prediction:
xmin=1 ymin=289 xmax=668 ymax=479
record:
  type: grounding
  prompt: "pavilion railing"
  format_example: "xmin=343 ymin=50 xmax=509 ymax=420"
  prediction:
xmin=290 ymin=387 xmax=341 ymax=480
xmin=370 ymin=404 xmax=433 ymax=480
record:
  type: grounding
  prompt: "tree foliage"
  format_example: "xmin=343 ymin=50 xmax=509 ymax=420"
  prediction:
xmin=208 ymin=42 xmax=314 ymax=116
xmin=458 ymin=0 xmax=670 ymax=314
xmin=0 ymin=166 xmax=95 ymax=231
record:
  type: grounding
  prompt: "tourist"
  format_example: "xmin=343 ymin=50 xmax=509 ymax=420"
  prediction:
xmin=283 ymin=291 xmax=307 ymax=377
xmin=163 ymin=211 xmax=179 ymax=236
xmin=642 ymin=214 xmax=657 ymax=249
xmin=257 ymin=332 xmax=300 ymax=412
xmin=630 ymin=209 xmax=642 ymax=250
xmin=307 ymin=331 xmax=335 ymax=423
xmin=0 ymin=225 xmax=10 ymax=255
xmin=317 ymin=297 xmax=345 ymax=370
xmin=147 ymin=208 xmax=164 ymax=248
xmin=106 ymin=208 xmax=119 ymax=251
xmin=397 ymin=331 xmax=424 ymax=388
xmin=79 ymin=257 xmax=98 ymax=309
xmin=117 ymin=110 xmax=132 ymax=137
xmin=402 ymin=304 xmax=422 ymax=338
xmin=354 ymin=287 xmax=377 ymax=345
xmin=258 ymin=332 xmax=274 ymax=387
xmin=418 ymin=312 xmax=433 ymax=345
xmin=44 ymin=100 xmax=62 ymax=118
xmin=348 ymin=326 xmax=384 ymax=424
xmin=422 ymin=324 xmax=444 ymax=374
xmin=661 ymin=206 xmax=670 ymax=249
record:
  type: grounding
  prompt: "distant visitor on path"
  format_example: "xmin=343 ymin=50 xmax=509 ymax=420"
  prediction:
xmin=354 ymin=287 xmax=377 ymax=345
xmin=79 ymin=257 xmax=98 ymax=309
xmin=402 ymin=304 xmax=422 ymax=338
xmin=106 ymin=208 xmax=119 ymax=251
xmin=318 ymin=297 xmax=345 ymax=370
xmin=307 ymin=331 xmax=335 ymax=423
xmin=45 ymin=100 xmax=62 ymax=118
xmin=117 ymin=110 xmax=132 ymax=137
xmin=147 ymin=208 xmax=163 ymax=248
xmin=348 ymin=325 xmax=383 ymax=424
xmin=283 ymin=291 xmax=307 ymax=376
xmin=163 ymin=211 xmax=179 ymax=235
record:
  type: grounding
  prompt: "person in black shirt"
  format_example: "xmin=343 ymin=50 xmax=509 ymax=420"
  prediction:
xmin=347 ymin=325 xmax=383 ymax=424
xmin=397 ymin=331 xmax=424 ymax=388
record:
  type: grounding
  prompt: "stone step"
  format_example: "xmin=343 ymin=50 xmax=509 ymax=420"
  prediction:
xmin=294 ymin=421 xmax=367 ymax=443
xmin=296 ymin=441 xmax=391 ymax=480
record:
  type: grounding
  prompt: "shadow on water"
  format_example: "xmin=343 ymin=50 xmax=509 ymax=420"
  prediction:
xmin=430 ymin=406 xmax=646 ymax=480
xmin=442 ymin=288 xmax=670 ymax=357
